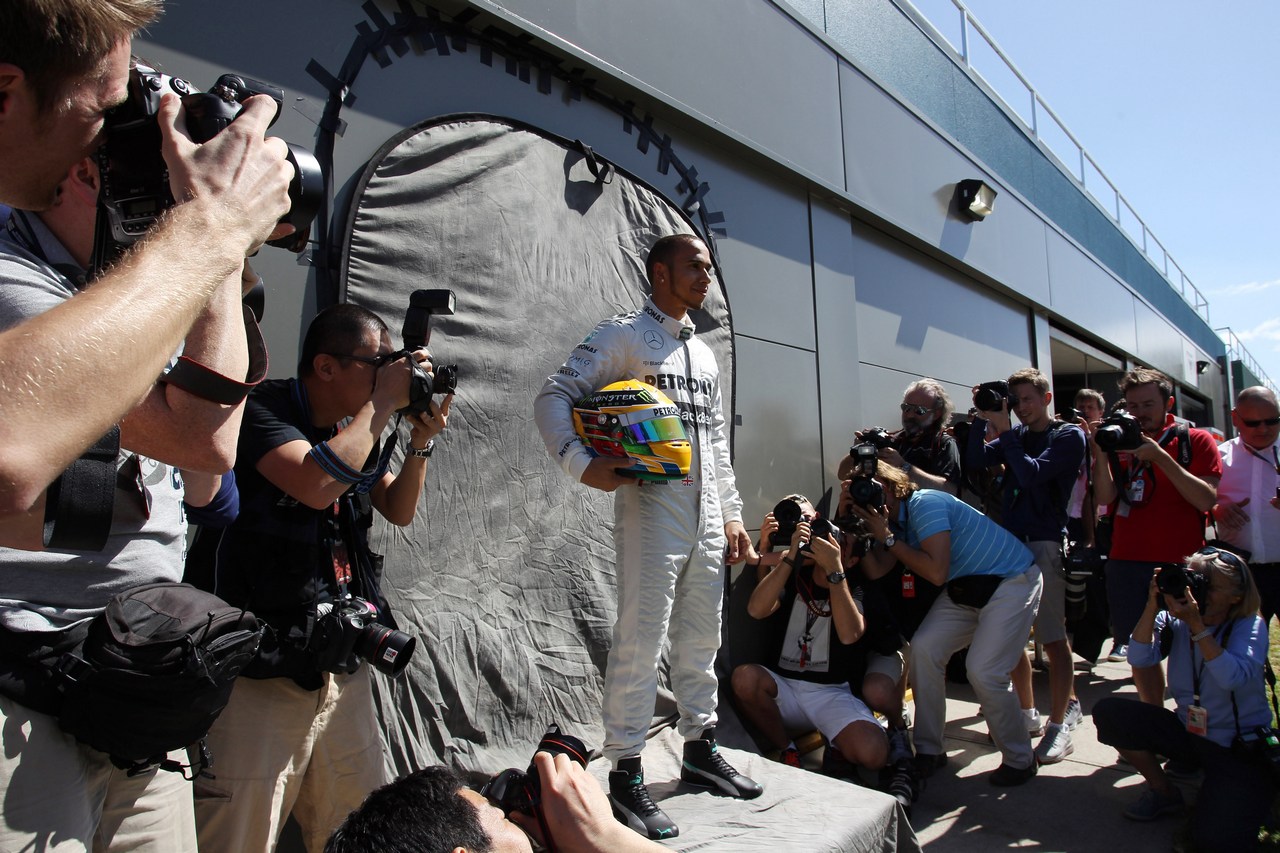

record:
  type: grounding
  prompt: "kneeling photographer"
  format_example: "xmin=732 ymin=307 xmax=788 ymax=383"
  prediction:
xmin=189 ymin=303 xmax=453 ymax=852
xmin=1093 ymin=548 xmax=1276 ymax=851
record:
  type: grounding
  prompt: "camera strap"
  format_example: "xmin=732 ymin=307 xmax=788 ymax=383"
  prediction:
xmin=159 ymin=305 xmax=269 ymax=404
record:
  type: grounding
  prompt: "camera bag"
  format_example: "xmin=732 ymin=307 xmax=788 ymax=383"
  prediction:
xmin=946 ymin=574 xmax=1004 ymax=609
xmin=51 ymin=582 xmax=263 ymax=776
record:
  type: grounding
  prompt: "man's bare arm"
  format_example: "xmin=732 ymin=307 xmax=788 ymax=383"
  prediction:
xmin=0 ymin=95 xmax=291 ymax=514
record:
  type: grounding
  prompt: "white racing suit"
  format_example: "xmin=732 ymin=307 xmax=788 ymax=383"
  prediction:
xmin=534 ymin=298 xmax=742 ymax=764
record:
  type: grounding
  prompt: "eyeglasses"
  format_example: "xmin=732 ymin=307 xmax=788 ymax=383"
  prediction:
xmin=323 ymin=352 xmax=397 ymax=368
xmin=1240 ymin=416 xmax=1280 ymax=428
xmin=900 ymin=403 xmax=935 ymax=416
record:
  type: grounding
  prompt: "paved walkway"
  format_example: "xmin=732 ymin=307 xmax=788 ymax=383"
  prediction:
xmin=910 ymin=654 xmax=1194 ymax=852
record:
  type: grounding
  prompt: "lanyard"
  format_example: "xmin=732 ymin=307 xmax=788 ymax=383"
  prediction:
xmin=1243 ymin=443 xmax=1280 ymax=476
xmin=1189 ymin=621 xmax=1229 ymax=707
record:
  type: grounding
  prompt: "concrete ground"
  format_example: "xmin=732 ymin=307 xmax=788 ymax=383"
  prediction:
xmin=904 ymin=653 xmax=1198 ymax=852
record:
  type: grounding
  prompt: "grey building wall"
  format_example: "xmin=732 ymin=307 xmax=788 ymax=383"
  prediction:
xmin=137 ymin=0 xmax=1227 ymax=526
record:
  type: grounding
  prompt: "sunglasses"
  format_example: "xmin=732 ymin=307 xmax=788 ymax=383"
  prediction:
xmin=900 ymin=403 xmax=935 ymax=416
xmin=1240 ymin=416 xmax=1280 ymax=428
xmin=1197 ymin=546 xmax=1251 ymax=588
xmin=323 ymin=351 xmax=398 ymax=368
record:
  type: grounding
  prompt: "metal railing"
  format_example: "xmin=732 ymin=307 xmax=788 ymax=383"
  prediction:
xmin=904 ymin=0 xmax=1213 ymax=324
xmin=1217 ymin=327 xmax=1278 ymax=394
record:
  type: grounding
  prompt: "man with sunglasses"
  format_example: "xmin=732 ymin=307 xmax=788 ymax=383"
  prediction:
xmin=840 ymin=378 xmax=961 ymax=496
xmin=1213 ymin=386 xmax=1280 ymax=623
xmin=189 ymin=304 xmax=452 ymax=852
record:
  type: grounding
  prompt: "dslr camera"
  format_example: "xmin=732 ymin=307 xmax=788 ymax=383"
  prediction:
xmin=1156 ymin=564 xmax=1210 ymax=612
xmin=311 ymin=594 xmax=416 ymax=677
xmin=92 ymin=64 xmax=323 ymax=274
xmin=1094 ymin=411 xmax=1143 ymax=452
xmin=845 ymin=442 xmax=886 ymax=511
xmin=973 ymin=380 xmax=1011 ymax=413
xmin=396 ymin=289 xmax=460 ymax=416
xmin=769 ymin=497 xmax=843 ymax=552
xmin=855 ymin=427 xmax=896 ymax=450
xmin=482 ymin=725 xmax=590 ymax=820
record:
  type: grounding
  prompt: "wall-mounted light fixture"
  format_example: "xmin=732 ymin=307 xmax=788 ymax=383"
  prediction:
xmin=956 ymin=179 xmax=997 ymax=221
xmin=1196 ymin=360 xmax=1211 ymax=375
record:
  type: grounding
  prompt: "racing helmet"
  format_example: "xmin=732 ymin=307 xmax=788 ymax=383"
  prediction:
xmin=573 ymin=380 xmax=691 ymax=481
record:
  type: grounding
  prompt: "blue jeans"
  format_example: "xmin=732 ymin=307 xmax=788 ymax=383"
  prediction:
xmin=1104 ymin=559 xmax=1161 ymax=646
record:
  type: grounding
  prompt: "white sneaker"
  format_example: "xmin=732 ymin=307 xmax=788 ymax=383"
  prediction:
xmin=1063 ymin=698 xmax=1083 ymax=731
xmin=1106 ymin=643 xmax=1128 ymax=663
xmin=1023 ymin=708 xmax=1044 ymax=737
xmin=1035 ymin=723 xmax=1074 ymax=764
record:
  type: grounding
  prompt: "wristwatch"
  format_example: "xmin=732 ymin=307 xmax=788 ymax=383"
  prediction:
xmin=408 ymin=439 xmax=435 ymax=458
xmin=882 ymin=533 xmax=897 ymax=550
xmin=826 ymin=570 xmax=847 ymax=585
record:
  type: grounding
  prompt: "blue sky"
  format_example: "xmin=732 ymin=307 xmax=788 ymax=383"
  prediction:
xmin=910 ymin=0 xmax=1280 ymax=390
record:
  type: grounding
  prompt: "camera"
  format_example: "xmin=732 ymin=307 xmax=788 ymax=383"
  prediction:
xmin=856 ymin=427 xmax=896 ymax=450
xmin=482 ymin=724 xmax=590 ymax=818
xmin=1063 ymin=541 xmax=1103 ymax=623
xmin=1234 ymin=726 xmax=1280 ymax=783
xmin=1156 ymin=564 xmax=1210 ymax=611
xmin=845 ymin=442 xmax=885 ymax=510
xmin=1094 ymin=411 xmax=1144 ymax=452
xmin=769 ymin=497 xmax=843 ymax=552
xmin=1059 ymin=407 xmax=1083 ymax=423
xmin=311 ymin=594 xmax=416 ymax=677
xmin=91 ymin=64 xmax=324 ymax=274
xmin=399 ymin=289 xmax=460 ymax=415
xmin=974 ymin=380 xmax=1010 ymax=413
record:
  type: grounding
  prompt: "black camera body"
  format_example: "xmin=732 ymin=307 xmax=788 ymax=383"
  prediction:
xmin=1094 ymin=411 xmax=1144 ymax=452
xmin=91 ymin=65 xmax=323 ymax=275
xmin=1059 ymin=407 xmax=1083 ymax=423
xmin=857 ymin=427 xmax=896 ymax=450
xmin=1156 ymin=564 xmax=1210 ymax=611
xmin=400 ymin=289 xmax=459 ymax=415
xmin=311 ymin=594 xmax=416 ymax=677
xmin=846 ymin=442 xmax=886 ymax=511
xmin=483 ymin=725 xmax=590 ymax=818
xmin=974 ymin=380 xmax=1011 ymax=413
xmin=769 ymin=496 xmax=843 ymax=553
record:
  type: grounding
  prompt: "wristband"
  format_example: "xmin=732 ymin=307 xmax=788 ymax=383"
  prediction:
xmin=159 ymin=304 xmax=269 ymax=404
xmin=781 ymin=556 xmax=797 ymax=568
xmin=1190 ymin=628 xmax=1214 ymax=642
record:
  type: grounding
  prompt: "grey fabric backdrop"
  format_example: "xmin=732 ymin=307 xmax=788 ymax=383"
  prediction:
xmin=339 ymin=115 xmax=734 ymax=775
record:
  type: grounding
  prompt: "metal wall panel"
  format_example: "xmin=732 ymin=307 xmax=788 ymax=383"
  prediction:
xmin=812 ymin=198 xmax=862 ymax=482
xmin=851 ymin=223 xmax=1033 ymax=390
xmin=732 ymin=337 xmax=824 ymax=533
xmin=478 ymin=0 xmax=847 ymax=186
xmin=1043 ymin=228 xmax=1139 ymax=356
xmin=838 ymin=63 xmax=1051 ymax=306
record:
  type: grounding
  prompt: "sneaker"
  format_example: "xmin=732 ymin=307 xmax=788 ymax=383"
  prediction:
xmin=1063 ymin=697 xmax=1083 ymax=731
xmin=988 ymin=761 xmax=1037 ymax=786
xmin=681 ymin=729 xmax=764 ymax=799
xmin=1023 ymin=707 xmax=1045 ymax=737
xmin=1123 ymin=785 xmax=1184 ymax=821
xmin=914 ymin=751 xmax=947 ymax=779
xmin=885 ymin=758 xmax=918 ymax=817
xmin=1107 ymin=643 xmax=1128 ymax=663
xmin=778 ymin=747 xmax=803 ymax=769
xmin=609 ymin=757 xmax=679 ymax=840
xmin=887 ymin=727 xmax=913 ymax=764
xmin=1034 ymin=723 xmax=1074 ymax=764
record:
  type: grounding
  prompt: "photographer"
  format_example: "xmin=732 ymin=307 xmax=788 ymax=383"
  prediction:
xmin=1213 ymin=387 xmax=1280 ymax=623
xmin=0 ymin=152 xmax=261 ymax=850
xmin=325 ymin=756 xmax=666 ymax=853
xmin=1092 ymin=368 xmax=1221 ymax=699
xmin=850 ymin=463 xmax=1042 ymax=788
xmin=1093 ymin=550 xmax=1274 ymax=851
xmin=731 ymin=497 xmax=894 ymax=772
xmin=189 ymin=304 xmax=451 ymax=852
xmin=0 ymin=0 xmax=292 ymax=515
xmin=965 ymin=369 xmax=1085 ymax=764
xmin=838 ymin=378 xmax=961 ymax=495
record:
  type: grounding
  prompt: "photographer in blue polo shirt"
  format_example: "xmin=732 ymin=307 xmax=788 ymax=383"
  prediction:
xmin=851 ymin=462 xmax=1042 ymax=789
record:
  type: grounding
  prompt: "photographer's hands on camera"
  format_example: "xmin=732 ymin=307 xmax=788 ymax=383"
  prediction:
xmin=159 ymin=92 xmax=294 ymax=256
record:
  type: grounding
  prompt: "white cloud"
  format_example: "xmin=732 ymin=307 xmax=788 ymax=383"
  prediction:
xmin=1210 ymin=278 xmax=1280 ymax=298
